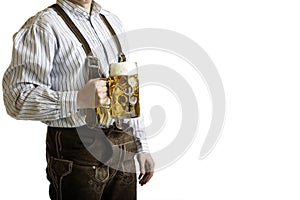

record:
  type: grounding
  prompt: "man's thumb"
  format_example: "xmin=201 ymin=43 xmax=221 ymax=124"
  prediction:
xmin=139 ymin=160 xmax=145 ymax=179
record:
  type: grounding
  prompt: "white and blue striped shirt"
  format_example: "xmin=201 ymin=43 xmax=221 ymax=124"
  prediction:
xmin=2 ymin=0 xmax=149 ymax=152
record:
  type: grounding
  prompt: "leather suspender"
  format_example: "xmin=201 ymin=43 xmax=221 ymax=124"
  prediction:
xmin=99 ymin=14 xmax=126 ymax=62
xmin=50 ymin=4 xmax=91 ymax=55
xmin=50 ymin=4 xmax=126 ymax=62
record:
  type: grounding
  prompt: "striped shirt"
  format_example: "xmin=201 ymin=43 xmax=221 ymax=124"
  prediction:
xmin=2 ymin=0 xmax=149 ymax=153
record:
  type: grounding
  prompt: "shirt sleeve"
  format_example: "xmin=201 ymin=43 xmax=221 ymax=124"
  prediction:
xmin=129 ymin=115 xmax=150 ymax=153
xmin=2 ymin=24 xmax=78 ymax=121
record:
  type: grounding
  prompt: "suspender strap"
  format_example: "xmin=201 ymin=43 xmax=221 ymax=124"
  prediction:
xmin=50 ymin=4 xmax=91 ymax=55
xmin=100 ymin=14 xmax=126 ymax=62
xmin=50 ymin=4 xmax=126 ymax=62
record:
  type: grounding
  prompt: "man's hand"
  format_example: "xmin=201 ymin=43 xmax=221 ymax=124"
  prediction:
xmin=137 ymin=153 xmax=155 ymax=186
xmin=77 ymin=78 xmax=108 ymax=109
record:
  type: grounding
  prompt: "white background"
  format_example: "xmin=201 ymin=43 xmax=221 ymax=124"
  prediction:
xmin=1 ymin=0 xmax=300 ymax=199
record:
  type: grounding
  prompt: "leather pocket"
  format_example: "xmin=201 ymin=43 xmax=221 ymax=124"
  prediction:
xmin=106 ymin=126 xmax=136 ymax=147
xmin=50 ymin=157 xmax=73 ymax=177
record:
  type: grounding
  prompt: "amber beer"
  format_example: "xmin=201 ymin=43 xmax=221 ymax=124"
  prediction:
xmin=95 ymin=62 xmax=140 ymax=127
xmin=108 ymin=62 xmax=140 ymax=118
xmin=108 ymin=74 xmax=140 ymax=118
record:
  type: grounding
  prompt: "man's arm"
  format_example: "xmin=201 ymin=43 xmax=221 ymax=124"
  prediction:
xmin=130 ymin=116 xmax=155 ymax=185
xmin=2 ymin=24 xmax=78 ymax=121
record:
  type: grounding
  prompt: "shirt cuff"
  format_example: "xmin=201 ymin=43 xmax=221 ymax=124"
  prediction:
xmin=135 ymin=137 xmax=150 ymax=153
xmin=59 ymin=91 xmax=78 ymax=118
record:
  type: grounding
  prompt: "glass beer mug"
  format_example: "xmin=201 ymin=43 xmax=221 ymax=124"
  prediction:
xmin=93 ymin=61 xmax=140 ymax=129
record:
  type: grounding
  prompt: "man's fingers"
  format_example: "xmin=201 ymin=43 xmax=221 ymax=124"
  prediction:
xmin=139 ymin=164 xmax=146 ymax=180
xmin=138 ymin=173 xmax=144 ymax=181
xmin=137 ymin=153 xmax=155 ymax=186
xmin=138 ymin=155 xmax=146 ymax=180
xmin=139 ymin=171 xmax=154 ymax=186
xmin=139 ymin=162 xmax=154 ymax=186
xmin=97 ymin=91 xmax=107 ymax=99
xmin=97 ymin=79 xmax=107 ymax=86
xmin=97 ymin=83 xmax=107 ymax=92
xmin=99 ymin=97 xmax=108 ymax=105
xmin=139 ymin=172 xmax=147 ymax=185
xmin=95 ymin=85 xmax=107 ymax=93
xmin=95 ymin=82 xmax=108 ymax=106
xmin=77 ymin=78 xmax=109 ymax=109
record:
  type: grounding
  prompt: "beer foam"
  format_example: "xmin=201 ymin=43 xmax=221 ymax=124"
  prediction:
xmin=109 ymin=62 xmax=137 ymax=76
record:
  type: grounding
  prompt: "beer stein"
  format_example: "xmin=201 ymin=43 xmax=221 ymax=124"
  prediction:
xmin=96 ymin=62 xmax=140 ymax=129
